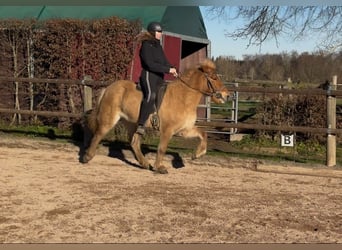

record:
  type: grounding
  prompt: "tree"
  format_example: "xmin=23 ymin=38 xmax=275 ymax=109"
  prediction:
xmin=214 ymin=55 xmax=238 ymax=81
xmin=205 ymin=6 xmax=342 ymax=53
xmin=0 ymin=19 xmax=36 ymax=125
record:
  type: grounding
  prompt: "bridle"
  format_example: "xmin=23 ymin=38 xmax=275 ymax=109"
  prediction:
xmin=177 ymin=70 xmax=225 ymax=99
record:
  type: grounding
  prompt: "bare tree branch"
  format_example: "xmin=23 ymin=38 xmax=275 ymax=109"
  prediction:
xmin=205 ymin=6 xmax=342 ymax=53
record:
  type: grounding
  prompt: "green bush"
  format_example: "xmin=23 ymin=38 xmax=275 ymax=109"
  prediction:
xmin=257 ymin=94 xmax=328 ymax=142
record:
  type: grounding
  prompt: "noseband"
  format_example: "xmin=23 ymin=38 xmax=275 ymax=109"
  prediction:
xmin=205 ymin=74 xmax=225 ymax=99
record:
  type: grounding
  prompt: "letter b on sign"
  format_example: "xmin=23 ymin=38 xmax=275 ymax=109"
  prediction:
xmin=281 ymin=134 xmax=294 ymax=147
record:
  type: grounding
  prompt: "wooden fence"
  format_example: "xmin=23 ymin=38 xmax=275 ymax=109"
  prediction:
xmin=0 ymin=75 xmax=341 ymax=167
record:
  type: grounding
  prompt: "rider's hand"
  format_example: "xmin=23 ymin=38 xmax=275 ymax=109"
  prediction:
xmin=169 ymin=67 xmax=178 ymax=77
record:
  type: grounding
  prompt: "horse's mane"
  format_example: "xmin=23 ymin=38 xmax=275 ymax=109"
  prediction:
xmin=199 ymin=59 xmax=216 ymax=74
xmin=179 ymin=59 xmax=216 ymax=80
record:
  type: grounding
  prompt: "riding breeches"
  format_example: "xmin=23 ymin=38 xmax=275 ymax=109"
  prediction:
xmin=137 ymin=70 xmax=163 ymax=126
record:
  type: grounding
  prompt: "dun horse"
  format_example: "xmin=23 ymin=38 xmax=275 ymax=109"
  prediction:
xmin=82 ymin=59 xmax=229 ymax=174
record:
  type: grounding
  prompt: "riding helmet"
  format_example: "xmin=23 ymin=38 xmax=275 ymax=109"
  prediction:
xmin=147 ymin=22 xmax=163 ymax=34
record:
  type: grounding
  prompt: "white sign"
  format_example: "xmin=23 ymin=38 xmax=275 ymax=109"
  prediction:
xmin=281 ymin=134 xmax=294 ymax=147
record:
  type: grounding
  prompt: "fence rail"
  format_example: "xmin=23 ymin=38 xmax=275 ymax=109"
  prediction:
xmin=0 ymin=76 xmax=109 ymax=87
xmin=227 ymin=86 xmax=342 ymax=96
xmin=196 ymin=121 xmax=342 ymax=135
xmin=1 ymin=108 xmax=341 ymax=135
xmin=0 ymin=108 xmax=81 ymax=118
xmin=1 ymin=76 xmax=342 ymax=96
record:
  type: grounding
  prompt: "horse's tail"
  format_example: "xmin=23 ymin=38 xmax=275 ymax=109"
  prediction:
xmin=83 ymin=109 xmax=97 ymax=134
xmin=83 ymin=88 xmax=106 ymax=134
xmin=97 ymin=88 xmax=106 ymax=106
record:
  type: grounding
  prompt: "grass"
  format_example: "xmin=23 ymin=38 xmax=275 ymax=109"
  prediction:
xmin=0 ymin=124 xmax=72 ymax=139
xmin=228 ymin=135 xmax=330 ymax=165
xmin=0 ymin=123 xmax=341 ymax=167
xmin=211 ymin=99 xmax=261 ymax=122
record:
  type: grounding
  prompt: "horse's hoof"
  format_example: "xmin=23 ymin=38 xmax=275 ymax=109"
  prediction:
xmin=192 ymin=150 xmax=206 ymax=160
xmin=139 ymin=163 xmax=151 ymax=170
xmin=191 ymin=152 xmax=199 ymax=160
xmin=81 ymin=154 xmax=92 ymax=163
xmin=153 ymin=166 xmax=168 ymax=174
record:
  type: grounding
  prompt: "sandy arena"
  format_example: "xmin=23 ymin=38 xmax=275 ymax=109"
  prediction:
xmin=0 ymin=134 xmax=341 ymax=243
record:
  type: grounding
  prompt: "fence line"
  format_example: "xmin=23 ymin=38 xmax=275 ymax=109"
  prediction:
xmin=1 ymin=76 xmax=342 ymax=96
xmin=195 ymin=121 xmax=342 ymax=135
xmin=0 ymin=75 xmax=340 ymax=166
xmin=0 ymin=76 xmax=109 ymax=87
xmin=227 ymin=86 xmax=342 ymax=96
xmin=1 ymin=107 xmax=341 ymax=135
xmin=1 ymin=108 xmax=340 ymax=135
xmin=0 ymin=108 xmax=81 ymax=118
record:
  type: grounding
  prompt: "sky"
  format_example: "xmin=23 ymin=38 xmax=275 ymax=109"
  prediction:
xmin=0 ymin=2 xmax=334 ymax=60
xmin=199 ymin=6 xmax=321 ymax=60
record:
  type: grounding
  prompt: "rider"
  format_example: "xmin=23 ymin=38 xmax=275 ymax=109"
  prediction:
xmin=135 ymin=21 xmax=178 ymax=135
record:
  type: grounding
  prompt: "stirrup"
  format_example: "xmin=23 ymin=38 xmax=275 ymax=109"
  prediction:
xmin=151 ymin=113 xmax=159 ymax=130
xmin=136 ymin=125 xmax=145 ymax=135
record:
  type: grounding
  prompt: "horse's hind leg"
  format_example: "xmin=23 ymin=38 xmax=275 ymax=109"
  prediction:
xmin=82 ymin=115 xmax=120 ymax=163
xmin=130 ymin=132 xmax=151 ymax=170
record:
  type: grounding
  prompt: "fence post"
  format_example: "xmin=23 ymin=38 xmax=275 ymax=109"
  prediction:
xmin=326 ymin=75 xmax=337 ymax=167
xmin=83 ymin=75 xmax=93 ymax=112
xmin=230 ymin=82 xmax=239 ymax=135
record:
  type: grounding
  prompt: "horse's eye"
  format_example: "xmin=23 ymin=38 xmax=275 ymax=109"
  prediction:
xmin=211 ymin=74 xmax=218 ymax=80
xmin=215 ymin=92 xmax=222 ymax=99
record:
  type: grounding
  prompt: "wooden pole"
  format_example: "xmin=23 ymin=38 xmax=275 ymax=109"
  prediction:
xmin=326 ymin=75 xmax=337 ymax=167
xmin=83 ymin=75 xmax=93 ymax=113
xmin=82 ymin=75 xmax=93 ymax=149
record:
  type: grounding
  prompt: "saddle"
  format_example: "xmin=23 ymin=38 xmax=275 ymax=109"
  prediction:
xmin=136 ymin=82 xmax=168 ymax=130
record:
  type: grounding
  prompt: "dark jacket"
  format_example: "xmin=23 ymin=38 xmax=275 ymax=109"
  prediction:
xmin=139 ymin=33 xmax=172 ymax=79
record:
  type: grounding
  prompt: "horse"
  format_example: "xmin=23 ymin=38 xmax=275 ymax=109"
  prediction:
xmin=82 ymin=59 xmax=229 ymax=174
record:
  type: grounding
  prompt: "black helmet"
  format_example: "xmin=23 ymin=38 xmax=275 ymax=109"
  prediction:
xmin=147 ymin=22 xmax=162 ymax=33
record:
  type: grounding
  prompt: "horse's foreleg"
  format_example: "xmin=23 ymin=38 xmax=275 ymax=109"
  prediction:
xmin=130 ymin=132 xmax=151 ymax=170
xmin=153 ymin=131 xmax=173 ymax=174
xmin=122 ymin=120 xmax=151 ymax=170
xmin=180 ymin=127 xmax=207 ymax=159
xmin=194 ymin=129 xmax=207 ymax=159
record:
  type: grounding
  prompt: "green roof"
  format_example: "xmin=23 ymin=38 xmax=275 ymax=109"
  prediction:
xmin=0 ymin=6 xmax=208 ymax=39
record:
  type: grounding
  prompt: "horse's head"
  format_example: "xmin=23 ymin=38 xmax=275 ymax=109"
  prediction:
xmin=198 ymin=59 xmax=230 ymax=104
